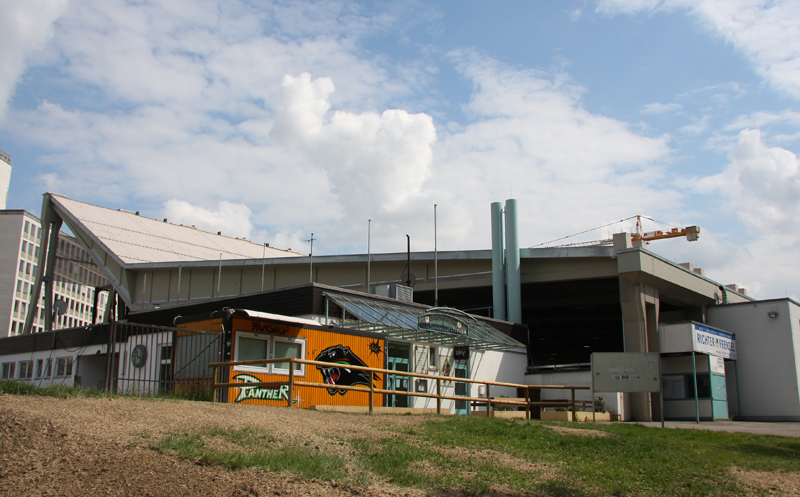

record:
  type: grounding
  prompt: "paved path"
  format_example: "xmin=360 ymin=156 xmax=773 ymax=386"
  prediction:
xmin=624 ymin=420 xmax=800 ymax=437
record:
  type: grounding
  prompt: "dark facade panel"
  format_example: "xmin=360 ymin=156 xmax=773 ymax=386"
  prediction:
xmin=0 ymin=325 xmax=109 ymax=356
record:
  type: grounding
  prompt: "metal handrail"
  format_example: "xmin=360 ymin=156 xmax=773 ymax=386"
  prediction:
xmin=209 ymin=357 xmax=590 ymax=420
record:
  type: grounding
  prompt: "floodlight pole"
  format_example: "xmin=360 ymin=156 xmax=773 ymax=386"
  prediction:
xmin=307 ymin=233 xmax=316 ymax=284
xmin=367 ymin=220 xmax=371 ymax=293
xmin=261 ymin=243 xmax=267 ymax=291
xmin=434 ymin=204 xmax=438 ymax=307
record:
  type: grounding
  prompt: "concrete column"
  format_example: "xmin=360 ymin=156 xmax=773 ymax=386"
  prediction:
xmin=618 ymin=276 xmax=660 ymax=421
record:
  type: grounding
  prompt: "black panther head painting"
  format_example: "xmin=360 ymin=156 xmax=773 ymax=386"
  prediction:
xmin=315 ymin=345 xmax=378 ymax=395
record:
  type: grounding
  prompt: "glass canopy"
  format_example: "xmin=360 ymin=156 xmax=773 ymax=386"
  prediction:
xmin=323 ymin=292 xmax=524 ymax=351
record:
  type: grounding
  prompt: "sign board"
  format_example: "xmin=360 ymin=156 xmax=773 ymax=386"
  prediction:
xmin=591 ymin=352 xmax=661 ymax=393
xmin=693 ymin=324 xmax=736 ymax=360
xmin=418 ymin=312 xmax=468 ymax=336
xmin=454 ymin=346 xmax=470 ymax=361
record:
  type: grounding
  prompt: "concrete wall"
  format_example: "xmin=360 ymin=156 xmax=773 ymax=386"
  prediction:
xmin=708 ymin=300 xmax=800 ymax=421
xmin=0 ymin=213 xmax=23 ymax=337
xmin=406 ymin=343 xmax=526 ymax=414
xmin=524 ymin=370 xmax=625 ymax=419
xmin=0 ymin=345 xmax=104 ymax=388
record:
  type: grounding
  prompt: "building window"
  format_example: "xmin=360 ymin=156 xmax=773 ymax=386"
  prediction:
xmin=272 ymin=337 xmax=305 ymax=375
xmin=234 ymin=332 xmax=306 ymax=376
xmin=18 ymin=361 xmax=33 ymax=380
xmin=56 ymin=357 xmax=73 ymax=377
xmin=24 ymin=221 xmax=29 ymax=233
xmin=1 ymin=363 xmax=15 ymax=379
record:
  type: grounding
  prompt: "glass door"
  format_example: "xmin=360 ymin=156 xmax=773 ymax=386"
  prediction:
xmin=454 ymin=360 xmax=469 ymax=415
xmin=387 ymin=342 xmax=410 ymax=408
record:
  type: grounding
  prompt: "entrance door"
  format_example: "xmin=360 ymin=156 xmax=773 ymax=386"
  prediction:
xmin=387 ymin=342 xmax=410 ymax=408
xmin=454 ymin=360 xmax=469 ymax=415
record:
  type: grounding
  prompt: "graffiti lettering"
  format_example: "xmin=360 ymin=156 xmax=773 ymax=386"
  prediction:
xmin=233 ymin=373 xmax=289 ymax=402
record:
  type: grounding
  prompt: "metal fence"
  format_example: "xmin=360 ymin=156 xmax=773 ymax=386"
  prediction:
xmin=110 ymin=323 xmax=223 ymax=398
xmin=210 ymin=357 xmax=591 ymax=419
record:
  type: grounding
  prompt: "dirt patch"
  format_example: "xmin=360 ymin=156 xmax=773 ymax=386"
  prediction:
xmin=729 ymin=467 xmax=800 ymax=496
xmin=543 ymin=425 xmax=611 ymax=437
xmin=0 ymin=395 xmax=432 ymax=496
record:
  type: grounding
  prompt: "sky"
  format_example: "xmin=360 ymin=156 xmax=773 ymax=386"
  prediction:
xmin=1 ymin=0 xmax=799 ymax=300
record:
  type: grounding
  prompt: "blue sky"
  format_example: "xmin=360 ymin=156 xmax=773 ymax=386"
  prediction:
xmin=1 ymin=0 xmax=799 ymax=299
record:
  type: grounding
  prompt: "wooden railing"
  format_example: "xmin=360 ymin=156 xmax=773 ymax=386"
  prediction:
xmin=209 ymin=358 xmax=591 ymax=420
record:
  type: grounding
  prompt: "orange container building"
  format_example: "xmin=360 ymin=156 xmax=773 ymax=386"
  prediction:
xmin=178 ymin=310 xmax=385 ymax=408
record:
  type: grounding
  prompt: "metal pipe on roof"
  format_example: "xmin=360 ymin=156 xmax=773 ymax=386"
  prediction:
xmin=505 ymin=199 xmax=521 ymax=323
xmin=491 ymin=202 xmax=506 ymax=321
xmin=261 ymin=243 xmax=266 ymax=291
xmin=217 ymin=253 xmax=222 ymax=297
xmin=434 ymin=205 xmax=438 ymax=307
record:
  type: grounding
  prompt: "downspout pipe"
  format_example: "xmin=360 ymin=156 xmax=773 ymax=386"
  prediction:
xmin=505 ymin=199 xmax=522 ymax=324
xmin=491 ymin=202 xmax=506 ymax=321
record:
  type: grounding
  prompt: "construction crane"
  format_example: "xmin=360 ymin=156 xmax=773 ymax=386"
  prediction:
xmin=631 ymin=216 xmax=700 ymax=243
xmin=532 ymin=215 xmax=700 ymax=248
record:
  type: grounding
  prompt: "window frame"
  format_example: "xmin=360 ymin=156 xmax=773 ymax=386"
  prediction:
xmin=18 ymin=361 xmax=33 ymax=380
xmin=1 ymin=362 xmax=15 ymax=379
xmin=233 ymin=331 xmax=306 ymax=377
xmin=55 ymin=356 xmax=74 ymax=377
xmin=271 ymin=336 xmax=306 ymax=376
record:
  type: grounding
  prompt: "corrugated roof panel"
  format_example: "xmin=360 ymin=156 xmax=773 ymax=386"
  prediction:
xmin=51 ymin=194 xmax=301 ymax=264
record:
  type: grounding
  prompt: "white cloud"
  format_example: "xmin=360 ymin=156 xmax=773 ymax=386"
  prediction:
xmin=726 ymin=110 xmax=800 ymax=131
xmin=162 ymin=199 xmax=254 ymax=239
xmin=429 ymin=51 xmax=676 ymax=249
xmin=0 ymin=0 xmax=68 ymax=118
xmin=271 ymin=72 xmax=437 ymax=215
xmin=0 ymin=2 xmax=699 ymax=267
xmin=597 ymin=0 xmax=800 ymax=100
xmin=690 ymin=129 xmax=800 ymax=234
xmin=641 ymin=102 xmax=683 ymax=115
xmin=679 ymin=115 xmax=710 ymax=135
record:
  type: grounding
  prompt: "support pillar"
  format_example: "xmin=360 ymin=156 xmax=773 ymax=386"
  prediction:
xmin=618 ymin=276 xmax=659 ymax=421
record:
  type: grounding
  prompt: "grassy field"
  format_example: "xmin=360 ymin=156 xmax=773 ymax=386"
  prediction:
xmin=3 ymin=380 xmax=798 ymax=495
xmin=154 ymin=415 xmax=800 ymax=496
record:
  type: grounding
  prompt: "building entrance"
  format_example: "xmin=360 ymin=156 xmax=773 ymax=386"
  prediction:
xmin=387 ymin=342 xmax=410 ymax=408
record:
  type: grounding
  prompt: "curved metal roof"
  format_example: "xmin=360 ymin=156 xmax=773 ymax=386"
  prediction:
xmin=323 ymin=292 xmax=524 ymax=351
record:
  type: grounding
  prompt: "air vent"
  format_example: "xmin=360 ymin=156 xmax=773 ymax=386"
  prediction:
xmin=374 ymin=284 xmax=413 ymax=302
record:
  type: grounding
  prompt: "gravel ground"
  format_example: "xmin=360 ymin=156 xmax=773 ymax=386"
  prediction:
xmin=0 ymin=395 xmax=436 ymax=497
xmin=3 ymin=395 xmax=799 ymax=496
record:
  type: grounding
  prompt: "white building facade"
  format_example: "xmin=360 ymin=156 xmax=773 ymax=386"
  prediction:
xmin=0 ymin=210 xmax=108 ymax=338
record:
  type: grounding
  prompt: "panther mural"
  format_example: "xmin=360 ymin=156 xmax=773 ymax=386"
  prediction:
xmin=315 ymin=345 xmax=379 ymax=395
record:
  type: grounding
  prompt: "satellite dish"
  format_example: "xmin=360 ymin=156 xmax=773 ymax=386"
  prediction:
xmin=53 ymin=299 xmax=67 ymax=316
xmin=401 ymin=273 xmax=416 ymax=288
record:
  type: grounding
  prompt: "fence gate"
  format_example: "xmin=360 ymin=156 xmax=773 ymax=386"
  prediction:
xmin=110 ymin=323 xmax=223 ymax=398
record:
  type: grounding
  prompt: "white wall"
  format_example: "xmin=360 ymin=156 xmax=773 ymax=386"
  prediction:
xmin=405 ymin=343 xmax=527 ymax=414
xmin=708 ymin=300 xmax=800 ymax=421
xmin=0 ymin=344 xmax=105 ymax=388
xmin=524 ymin=370 xmax=625 ymax=418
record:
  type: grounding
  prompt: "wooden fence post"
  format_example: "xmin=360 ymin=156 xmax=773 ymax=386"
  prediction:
xmin=287 ymin=359 xmax=294 ymax=408
xmin=369 ymin=376 xmax=375 ymax=415
xmin=525 ymin=386 xmax=530 ymax=420
xmin=212 ymin=366 xmax=218 ymax=403
xmin=436 ymin=378 xmax=442 ymax=415
xmin=571 ymin=388 xmax=576 ymax=422
xmin=486 ymin=383 xmax=492 ymax=418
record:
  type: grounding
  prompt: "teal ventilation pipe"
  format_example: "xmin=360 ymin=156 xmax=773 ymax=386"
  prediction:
xmin=504 ymin=199 xmax=522 ymax=323
xmin=491 ymin=202 xmax=506 ymax=321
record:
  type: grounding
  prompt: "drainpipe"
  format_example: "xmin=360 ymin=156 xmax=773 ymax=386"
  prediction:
xmin=505 ymin=199 xmax=521 ymax=323
xmin=491 ymin=202 xmax=506 ymax=321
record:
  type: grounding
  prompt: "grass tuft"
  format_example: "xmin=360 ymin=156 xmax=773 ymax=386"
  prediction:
xmin=156 ymin=426 xmax=347 ymax=481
